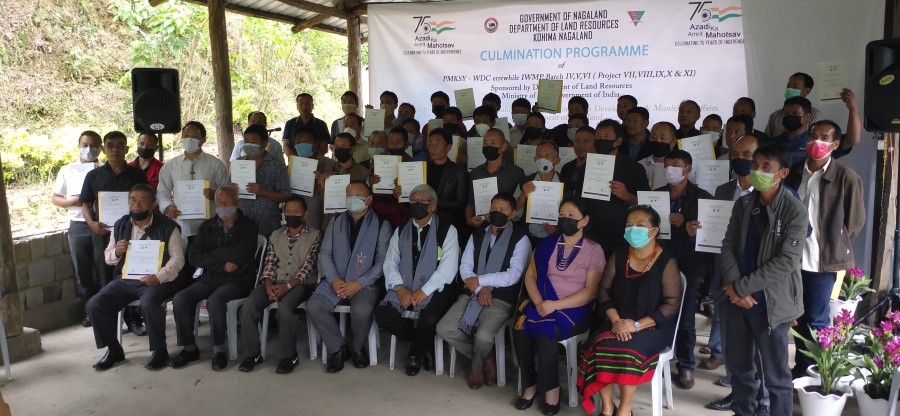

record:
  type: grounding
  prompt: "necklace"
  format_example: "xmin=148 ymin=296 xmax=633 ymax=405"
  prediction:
xmin=625 ymin=245 xmax=660 ymax=278
xmin=555 ymin=235 xmax=584 ymax=271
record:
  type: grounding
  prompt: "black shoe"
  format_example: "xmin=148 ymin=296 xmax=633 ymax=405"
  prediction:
xmin=132 ymin=322 xmax=147 ymax=337
xmin=423 ymin=350 xmax=435 ymax=372
xmin=514 ymin=395 xmax=535 ymax=410
xmin=93 ymin=346 xmax=125 ymax=371
xmin=705 ymin=393 xmax=734 ymax=411
xmin=145 ymin=349 xmax=169 ymax=370
xmin=239 ymin=354 xmax=264 ymax=372
xmin=327 ymin=349 xmax=346 ymax=373
xmin=405 ymin=354 xmax=422 ymax=376
xmin=540 ymin=401 xmax=560 ymax=416
xmin=276 ymin=354 xmax=300 ymax=374
xmin=170 ymin=348 xmax=200 ymax=369
xmin=81 ymin=316 xmax=92 ymax=327
xmin=353 ymin=347 xmax=370 ymax=369
xmin=211 ymin=352 xmax=228 ymax=371
xmin=754 ymin=404 xmax=770 ymax=416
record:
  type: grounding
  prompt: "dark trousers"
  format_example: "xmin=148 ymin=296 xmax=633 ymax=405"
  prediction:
xmin=374 ymin=286 xmax=456 ymax=356
xmin=676 ymin=284 xmax=699 ymax=371
xmin=173 ymin=236 xmax=197 ymax=293
xmin=69 ymin=221 xmax=99 ymax=303
xmin=239 ymin=283 xmax=311 ymax=359
xmin=308 ymin=288 xmax=378 ymax=355
xmin=91 ymin=233 xmax=113 ymax=287
xmin=723 ymin=303 xmax=792 ymax=416
xmin=173 ymin=280 xmax=248 ymax=348
xmin=794 ymin=270 xmax=836 ymax=370
xmin=515 ymin=331 xmax=561 ymax=393
xmin=85 ymin=279 xmax=176 ymax=352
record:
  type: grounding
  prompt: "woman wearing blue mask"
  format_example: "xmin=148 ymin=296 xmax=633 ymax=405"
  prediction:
xmin=578 ymin=205 xmax=683 ymax=416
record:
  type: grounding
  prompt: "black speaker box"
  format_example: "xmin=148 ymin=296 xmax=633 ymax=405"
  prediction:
xmin=132 ymin=68 xmax=181 ymax=133
xmin=865 ymin=38 xmax=900 ymax=132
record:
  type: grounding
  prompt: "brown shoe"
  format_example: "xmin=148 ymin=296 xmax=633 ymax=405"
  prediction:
xmin=699 ymin=345 xmax=712 ymax=355
xmin=468 ymin=370 xmax=485 ymax=389
xmin=700 ymin=355 xmax=724 ymax=370
xmin=677 ymin=369 xmax=695 ymax=389
xmin=483 ymin=357 xmax=497 ymax=386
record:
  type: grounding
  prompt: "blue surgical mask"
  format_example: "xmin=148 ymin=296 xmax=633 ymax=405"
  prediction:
xmin=784 ymin=87 xmax=802 ymax=100
xmin=368 ymin=147 xmax=385 ymax=157
xmin=624 ymin=226 xmax=654 ymax=249
xmin=295 ymin=143 xmax=314 ymax=158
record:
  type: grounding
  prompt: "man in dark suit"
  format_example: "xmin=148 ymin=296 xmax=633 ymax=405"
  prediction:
xmin=422 ymin=127 xmax=469 ymax=246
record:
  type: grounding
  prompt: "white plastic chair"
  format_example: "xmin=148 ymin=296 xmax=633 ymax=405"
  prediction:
xmin=436 ymin=319 xmax=514 ymax=386
xmin=193 ymin=235 xmax=267 ymax=360
xmin=314 ymin=304 xmax=380 ymax=365
xmin=889 ymin=366 xmax=900 ymax=416
xmin=260 ymin=298 xmax=321 ymax=361
xmin=516 ymin=327 xmax=589 ymax=407
xmin=591 ymin=272 xmax=688 ymax=416
xmin=0 ymin=309 xmax=10 ymax=380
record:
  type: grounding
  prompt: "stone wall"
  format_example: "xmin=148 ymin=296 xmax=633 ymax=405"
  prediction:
xmin=12 ymin=230 xmax=80 ymax=330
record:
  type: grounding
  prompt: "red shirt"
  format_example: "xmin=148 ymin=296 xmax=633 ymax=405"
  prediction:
xmin=129 ymin=157 xmax=164 ymax=191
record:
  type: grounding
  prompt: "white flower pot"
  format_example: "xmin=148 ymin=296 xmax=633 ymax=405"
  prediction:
xmin=806 ymin=365 xmax=855 ymax=393
xmin=853 ymin=384 xmax=899 ymax=416
xmin=829 ymin=298 xmax=860 ymax=321
xmin=793 ymin=376 xmax=851 ymax=416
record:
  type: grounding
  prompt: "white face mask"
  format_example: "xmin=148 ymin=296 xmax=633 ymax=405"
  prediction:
xmin=665 ymin=166 xmax=686 ymax=185
xmin=512 ymin=113 xmax=528 ymax=126
xmin=535 ymin=158 xmax=554 ymax=173
xmin=79 ymin=147 xmax=100 ymax=162
xmin=182 ymin=137 xmax=201 ymax=153
xmin=567 ymin=127 xmax=578 ymax=141
xmin=344 ymin=127 xmax=357 ymax=138
xmin=475 ymin=123 xmax=490 ymax=137
xmin=341 ymin=103 xmax=356 ymax=115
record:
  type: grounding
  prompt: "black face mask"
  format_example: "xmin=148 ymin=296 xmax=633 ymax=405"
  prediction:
xmin=489 ymin=211 xmax=509 ymax=228
xmin=284 ymin=215 xmax=304 ymax=228
xmin=557 ymin=217 xmax=581 ymax=236
xmin=137 ymin=147 xmax=156 ymax=159
xmin=482 ymin=145 xmax=501 ymax=161
xmin=334 ymin=148 xmax=352 ymax=163
xmin=130 ymin=210 xmax=150 ymax=221
xmin=648 ymin=141 xmax=671 ymax=158
xmin=409 ymin=202 xmax=430 ymax=220
xmin=730 ymin=158 xmax=753 ymax=177
xmin=523 ymin=127 xmax=543 ymax=142
xmin=443 ymin=123 xmax=459 ymax=136
xmin=782 ymin=115 xmax=803 ymax=132
xmin=432 ymin=105 xmax=447 ymax=118
xmin=594 ymin=139 xmax=617 ymax=155
xmin=387 ymin=147 xmax=407 ymax=156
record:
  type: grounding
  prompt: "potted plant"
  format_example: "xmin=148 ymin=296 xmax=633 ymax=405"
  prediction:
xmin=791 ymin=309 xmax=857 ymax=416
xmin=829 ymin=267 xmax=874 ymax=320
xmin=851 ymin=310 xmax=900 ymax=415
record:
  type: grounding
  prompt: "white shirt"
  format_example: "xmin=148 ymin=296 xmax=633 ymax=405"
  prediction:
xmin=733 ymin=181 xmax=754 ymax=200
xmin=459 ymin=226 xmax=531 ymax=293
xmin=156 ymin=151 xmax=229 ymax=237
xmin=383 ymin=216 xmax=460 ymax=296
xmin=52 ymin=161 xmax=98 ymax=221
xmin=799 ymin=158 xmax=831 ymax=272
xmin=639 ymin=156 xmax=666 ymax=190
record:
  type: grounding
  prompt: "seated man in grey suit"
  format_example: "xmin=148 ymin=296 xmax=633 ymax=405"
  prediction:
xmin=86 ymin=183 xmax=184 ymax=371
xmin=238 ymin=195 xmax=322 ymax=374
xmin=307 ymin=180 xmax=393 ymax=373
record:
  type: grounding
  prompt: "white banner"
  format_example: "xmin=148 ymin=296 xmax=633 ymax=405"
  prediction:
xmin=369 ymin=0 xmax=747 ymax=127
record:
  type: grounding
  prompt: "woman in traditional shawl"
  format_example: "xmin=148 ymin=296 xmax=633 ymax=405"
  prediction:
xmin=513 ymin=197 xmax=605 ymax=415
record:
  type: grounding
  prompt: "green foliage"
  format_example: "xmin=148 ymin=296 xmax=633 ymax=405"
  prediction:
xmin=0 ymin=128 xmax=84 ymax=183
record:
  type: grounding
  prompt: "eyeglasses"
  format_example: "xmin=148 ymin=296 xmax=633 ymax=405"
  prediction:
xmin=410 ymin=198 xmax=432 ymax=204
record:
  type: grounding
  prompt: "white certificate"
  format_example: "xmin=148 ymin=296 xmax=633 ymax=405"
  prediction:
xmin=398 ymin=161 xmax=427 ymax=203
xmin=467 ymin=136 xmax=486 ymax=171
xmin=230 ymin=160 xmax=256 ymax=200
xmin=364 ymin=107 xmax=385 ymax=140
xmin=448 ymin=135 xmax=462 ymax=162
xmin=638 ymin=191 xmax=671 ymax=239
xmin=679 ymin=134 xmax=717 ymax=162
xmin=324 ymin=174 xmax=350 ymax=214
xmin=454 ymin=88 xmax=476 ymax=119
xmin=694 ymin=160 xmax=730 ymax=195
xmin=515 ymin=144 xmax=538 ymax=176
xmin=496 ymin=117 xmax=511 ymax=141
xmin=818 ymin=60 xmax=846 ymax=102
xmin=123 ymin=240 xmax=164 ymax=280
xmin=66 ymin=163 xmax=95 ymax=197
xmin=98 ymin=191 xmax=129 ymax=226
xmin=174 ymin=180 xmax=210 ymax=220
xmin=527 ymin=182 xmax=564 ymax=224
xmin=644 ymin=159 xmax=667 ymax=190
xmin=373 ymin=155 xmax=401 ymax=194
xmin=472 ymin=177 xmax=498 ymax=217
xmin=581 ymin=153 xmax=616 ymax=201
xmin=537 ymin=79 xmax=563 ymax=113
xmin=557 ymin=147 xmax=576 ymax=173
xmin=289 ymin=156 xmax=318 ymax=197
xmin=696 ymin=199 xmax=734 ymax=253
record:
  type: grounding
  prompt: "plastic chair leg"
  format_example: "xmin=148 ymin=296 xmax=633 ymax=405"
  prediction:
xmin=116 ymin=310 xmax=124 ymax=345
xmin=565 ymin=338 xmax=579 ymax=408
xmin=495 ymin=328 xmax=506 ymax=387
xmin=368 ymin=321 xmax=378 ymax=365
xmin=260 ymin=306 xmax=271 ymax=359
xmin=389 ymin=335 xmax=397 ymax=370
xmin=226 ymin=301 xmax=239 ymax=361
xmin=449 ymin=345 xmax=457 ymax=378
xmin=434 ymin=336 xmax=444 ymax=375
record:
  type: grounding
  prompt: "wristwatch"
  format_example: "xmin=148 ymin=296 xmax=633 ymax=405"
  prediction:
xmin=633 ymin=320 xmax=641 ymax=331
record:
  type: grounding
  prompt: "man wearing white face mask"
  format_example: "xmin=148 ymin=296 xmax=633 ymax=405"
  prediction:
xmin=52 ymin=130 xmax=103 ymax=325
xmin=655 ymin=149 xmax=714 ymax=390
xmin=700 ymin=113 xmax=724 ymax=157
xmin=764 ymin=73 xmax=824 ymax=138
xmin=380 ymin=90 xmax=399 ymax=129
xmin=284 ymin=92 xmax=330 ymax=157
xmin=516 ymin=141 xmax=561 ymax=242
xmin=508 ymin=98 xmax=532 ymax=145
xmin=157 ymin=121 xmax=230 ymax=289
xmin=331 ymin=91 xmax=359 ymax=142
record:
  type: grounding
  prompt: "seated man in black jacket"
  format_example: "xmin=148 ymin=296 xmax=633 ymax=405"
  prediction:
xmin=170 ymin=185 xmax=260 ymax=371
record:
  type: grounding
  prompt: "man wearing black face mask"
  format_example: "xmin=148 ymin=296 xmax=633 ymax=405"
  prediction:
xmin=86 ymin=183 xmax=184 ymax=371
xmin=771 ymin=96 xmax=812 ymax=166
xmin=466 ymin=129 xmax=525 ymax=231
xmin=130 ymin=132 xmax=163 ymax=191
xmin=436 ymin=192 xmax=530 ymax=389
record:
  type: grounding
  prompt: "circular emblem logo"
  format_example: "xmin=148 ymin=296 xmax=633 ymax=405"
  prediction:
xmin=484 ymin=17 xmax=498 ymax=33
xmin=880 ymin=74 xmax=895 ymax=86
xmin=149 ymin=123 xmax=165 ymax=131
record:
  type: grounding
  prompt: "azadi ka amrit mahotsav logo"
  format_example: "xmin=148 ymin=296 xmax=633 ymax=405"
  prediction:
xmin=413 ymin=16 xmax=456 ymax=35
xmin=689 ymin=2 xmax=742 ymax=22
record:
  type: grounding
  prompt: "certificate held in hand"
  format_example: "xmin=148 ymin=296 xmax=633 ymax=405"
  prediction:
xmin=466 ymin=137 xmax=486 ymax=171
xmin=527 ymin=182 xmax=564 ymax=224
xmin=537 ymin=79 xmax=563 ymax=113
xmin=289 ymin=156 xmax=318 ymax=197
xmin=174 ymin=180 xmax=210 ymax=220
xmin=324 ymin=174 xmax=351 ymax=214
xmin=695 ymin=199 xmax=734 ymax=253
xmin=454 ymin=88 xmax=476 ymax=119
xmin=398 ymin=161 xmax=426 ymax=203
xmin=364 ymin=107 xmax=385 ymax=140
xmin=638 ymin=191 xmax=671 ymax=239
xmin=472 ymin=177 xmax=498 ymax=217
xmin=98 ymin=191 xmax=129 ymax=225
xmin=123 ymin=240 xmax=164 ymax=280
xmin=230 ymin=160 xmax=257 ymax=200
xmin=581 ymin=153 xmax=616 ymax=201
xmin=372 ymin=155 xmax=401 ymax=195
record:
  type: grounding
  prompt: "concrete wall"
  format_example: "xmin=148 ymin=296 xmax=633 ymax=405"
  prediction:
xmin=12 ymin=230 xmax=81 ymax=331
